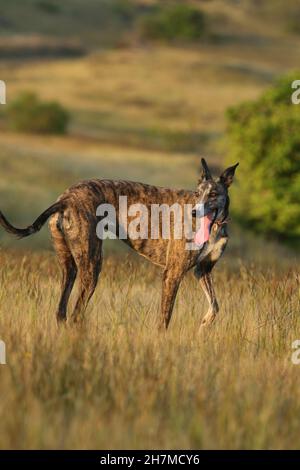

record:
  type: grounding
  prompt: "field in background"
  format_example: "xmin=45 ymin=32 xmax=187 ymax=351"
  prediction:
xmin=0 ymin=1 xmax=300 ymax=243
xmin=1 ymin=0 xmax=300 ymax=157
xmin=0 ymin=1 xmax=300 ymax=253
xmin=1 ymin=37 xmax=300 ymax=252
xmin=2 ymin=41 xmax=300 ymax=154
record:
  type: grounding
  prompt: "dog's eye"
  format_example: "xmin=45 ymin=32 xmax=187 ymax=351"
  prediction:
xmin=210 ymin=191 xmax=218 ymax=198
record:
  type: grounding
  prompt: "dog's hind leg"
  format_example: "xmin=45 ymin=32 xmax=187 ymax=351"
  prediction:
xmin=49 ymin=214 xmax=77 ymax=323
xmin=70 ymin=251 xmax=102 ymax=324
xmin=57 ymin=255 xmax=77 ymax=323
xmin=69 ymin=232 xmax=103 ymax=325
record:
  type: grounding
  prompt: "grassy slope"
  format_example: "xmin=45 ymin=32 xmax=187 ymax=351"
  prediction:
xmin=0 ymin=34 xmax=299 ymax=254
xmin=0 ymin=0 xmax=137 ymax=46
xmin=3 ymin=42 xmax=300 ymax=150
xmin=1 ymin=0 xmax=300 ymax=154
xmin=1 ymin=0 xmax=299 ymax=45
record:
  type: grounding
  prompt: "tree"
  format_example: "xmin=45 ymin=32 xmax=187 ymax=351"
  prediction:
xmin=226 ymin=73 xmax=300 ymax=244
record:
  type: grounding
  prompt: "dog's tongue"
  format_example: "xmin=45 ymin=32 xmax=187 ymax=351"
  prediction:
xmin=194 ymin=213 xmax=213 ymax=246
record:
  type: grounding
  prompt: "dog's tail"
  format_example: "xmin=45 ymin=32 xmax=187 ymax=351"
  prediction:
xmin=0 ymin=201 xmax=65 ymax=239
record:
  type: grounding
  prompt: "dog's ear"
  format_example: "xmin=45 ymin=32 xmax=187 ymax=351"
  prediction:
xmin=219 ymin=163 xmax=239 ymax=188
xmin=199 ymin=158 xmax=212 ymax=183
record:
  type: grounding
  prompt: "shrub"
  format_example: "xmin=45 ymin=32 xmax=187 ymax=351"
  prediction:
xmin=139 ymin=4 xmax=206 ymax=42
xmin=7 ymin=92 xmax=69 ymax=134
xmin=226 ymin=73 xmax=300 ymax=244
xmin=36 ymin=1 xmax=62 ymax=15
xmin=111 ymin=0 xmax=135 ymax=23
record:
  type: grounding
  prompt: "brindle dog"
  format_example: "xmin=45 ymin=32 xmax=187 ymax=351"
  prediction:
xmin=0 ymin=159 xmax=238 ymax=329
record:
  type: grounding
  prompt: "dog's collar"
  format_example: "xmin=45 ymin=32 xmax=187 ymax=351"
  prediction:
xmin=216 ymin=217 xmax=230 ymax=226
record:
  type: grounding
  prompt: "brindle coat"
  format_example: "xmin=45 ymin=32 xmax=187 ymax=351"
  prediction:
xmin=0 ymin=159 xmax=238 ymax=329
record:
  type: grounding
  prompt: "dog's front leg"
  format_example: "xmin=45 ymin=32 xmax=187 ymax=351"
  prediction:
xmin=159 ymin=267 xmax=184 ymax=330
xmin=199 ymin=272 xmax=219 ymax=329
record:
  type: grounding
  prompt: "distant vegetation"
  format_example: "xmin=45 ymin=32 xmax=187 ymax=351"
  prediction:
xmin=226 ymin=73 xmax=300 ymax=244
xmin=139 ymin=4 xmax=206 ymax=42
xmin=36 ymin=0 xmax=62 ymax=15
xmin=7 ymin=92 xmax=69 ymax=134
xmin=1 ymin=0 xmax=300 ymax=50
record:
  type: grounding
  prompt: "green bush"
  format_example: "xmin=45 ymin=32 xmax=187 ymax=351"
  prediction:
xmin=226 ymin=73 xmax=300 ymax=244
xmin=7 ymin=92 xmax=69 ymax=134
xmin=36 ymin=1 xmax=62 ymax=15
xmin=111 ymin=0 xmax=135 ymax=23
xmin=139 ymin=4 xmax=206 ymax=42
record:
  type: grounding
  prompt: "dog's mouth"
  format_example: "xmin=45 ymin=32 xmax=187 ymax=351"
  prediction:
xmin=194 ymin=209 xmax=218 ymax=247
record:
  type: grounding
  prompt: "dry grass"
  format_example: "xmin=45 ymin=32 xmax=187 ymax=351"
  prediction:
xmin=0 ymin=249 xmax=300 ymax=449
xmin=0 ymin=48 xmax=274 ymax=133
xmin=0 ymin=0 xmax=300 ymax=450
xmin=2 ymin=32 xmax=300 ymax=157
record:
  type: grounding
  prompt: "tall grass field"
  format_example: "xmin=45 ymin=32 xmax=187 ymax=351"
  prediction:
xmin=0 ymin=250 xmax=299 ymax=449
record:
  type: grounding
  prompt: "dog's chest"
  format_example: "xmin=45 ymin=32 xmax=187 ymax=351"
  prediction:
xmin=195 ymin=227 xmax=229 ymax=274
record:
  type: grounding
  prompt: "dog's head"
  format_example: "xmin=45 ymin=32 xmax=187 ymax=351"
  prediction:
xmin=192 ymin=158 xmax=238 ymax=246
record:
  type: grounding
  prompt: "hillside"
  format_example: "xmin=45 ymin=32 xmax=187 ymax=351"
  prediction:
xmin=0 ymin=0 xmax=299 ymax=254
